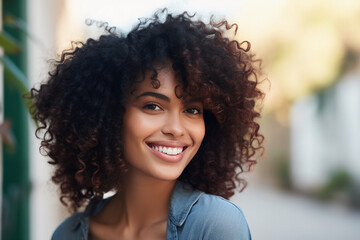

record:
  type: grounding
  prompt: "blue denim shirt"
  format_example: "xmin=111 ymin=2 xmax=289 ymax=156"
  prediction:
xmin=52 ymin=182 xmax=251 ymax=239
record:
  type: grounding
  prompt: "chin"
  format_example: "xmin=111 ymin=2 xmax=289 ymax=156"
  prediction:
xmin=145 ymin=166 xmax=185 ymax=182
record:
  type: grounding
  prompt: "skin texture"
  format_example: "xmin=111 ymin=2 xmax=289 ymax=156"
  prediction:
xmin=88 ymin=65 xmax=205 ymax=240
xmin=122 ymin=65 xmax=205 ymax=182
xmin=89 ymin=180 xmax=174 ymax=239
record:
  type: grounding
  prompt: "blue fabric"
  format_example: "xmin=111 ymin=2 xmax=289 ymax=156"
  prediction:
xmin=52 ymin=181 xmax=251 ymax=240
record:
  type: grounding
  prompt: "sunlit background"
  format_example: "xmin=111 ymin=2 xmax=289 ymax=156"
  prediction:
xmin=1 ymin=0 xmax=360 ymax=239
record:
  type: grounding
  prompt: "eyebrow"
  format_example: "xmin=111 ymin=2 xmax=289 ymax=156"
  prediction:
xmin=136 ymin=92 xmax=170 ymax=102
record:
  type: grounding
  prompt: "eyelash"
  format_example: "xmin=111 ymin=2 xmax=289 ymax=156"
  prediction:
xmin=185 ymin=107 xmax=202 ymax=115
xmin=143 ymin=103 xmax=162 ymax=111
xmin=143 ymin=104 xmax=202 ymax=115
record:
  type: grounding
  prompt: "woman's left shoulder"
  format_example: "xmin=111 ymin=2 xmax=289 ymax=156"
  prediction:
xmin=185 ymin=193 xmax=251 ymax=239
xmin=194 ymin=193 xmax=248 ymax=223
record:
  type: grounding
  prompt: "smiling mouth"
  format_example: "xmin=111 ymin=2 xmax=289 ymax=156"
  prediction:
xmin=147 ymin=143 xmax=187 ymax=156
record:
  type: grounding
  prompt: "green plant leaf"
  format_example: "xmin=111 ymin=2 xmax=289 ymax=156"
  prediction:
xmin=4 ymin=14 xmax=28 ymax=33
xmin=2 ymin=56 xmax=38 ymax=127
xmin=3 ymin=14 xmax=44 ymax=49
xmin=0 ymin=30 xmax=21 ymax=54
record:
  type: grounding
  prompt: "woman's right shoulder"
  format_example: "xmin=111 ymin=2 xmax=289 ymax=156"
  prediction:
xmin=51 ymin=212 xmax=85 ymax=240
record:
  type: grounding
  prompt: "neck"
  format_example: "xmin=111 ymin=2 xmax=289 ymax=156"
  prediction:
xmin=126 ymin=175 xmax=175 ymax=224
xmin=114 ymin=172 xmax=176 ymax=229
xmin=89 ymin=173 xmax=176 ymax=239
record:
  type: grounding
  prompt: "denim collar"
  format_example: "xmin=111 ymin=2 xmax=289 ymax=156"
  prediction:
xmin=70 ymin=196 xmax=111 ymax=231
xmin=168 ymin=181 xmax=203 ymax=227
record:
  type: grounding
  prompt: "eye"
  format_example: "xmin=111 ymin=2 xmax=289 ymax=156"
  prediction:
xmin=185 ymin=107 xmax=202 ymax=115
xmin=143 ymin=103 xmax=162 ymax=111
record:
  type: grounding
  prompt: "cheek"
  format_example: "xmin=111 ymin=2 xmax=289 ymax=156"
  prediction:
xmin=122 ymin=110 xmax=144 ymax=155
xmin=192 ymin=120 xmax=206 ymax=146
xmin=123 ymin=109 xmax=158 ymax=139
xmin=122 ymin=109 xmax=154 ymax=163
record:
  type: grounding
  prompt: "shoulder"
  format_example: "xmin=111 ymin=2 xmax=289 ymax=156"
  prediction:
xmin=182 ymin=193 xmax=251 ymax=239
xmin=51 ymin=197 xmax=111 ymax=240
xmin=51 ymin=212 xmax=84 ymax=240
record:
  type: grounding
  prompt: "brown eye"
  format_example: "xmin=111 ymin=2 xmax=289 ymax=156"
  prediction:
xmin=185 ymin=108 xmax=201 ymax=115
xmin=143 ymin=103 xmax=162 ymax=111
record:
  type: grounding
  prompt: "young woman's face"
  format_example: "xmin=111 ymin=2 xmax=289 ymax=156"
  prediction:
xmin=122 ymin=65 xmax=205 ymax=181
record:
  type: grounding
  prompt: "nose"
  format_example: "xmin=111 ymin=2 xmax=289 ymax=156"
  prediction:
xmin=161 ymin=111 xmax=185 ymax=138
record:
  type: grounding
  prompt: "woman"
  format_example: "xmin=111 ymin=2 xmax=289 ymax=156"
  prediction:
xmin=30 ymin=10 xmax=264 ymax=240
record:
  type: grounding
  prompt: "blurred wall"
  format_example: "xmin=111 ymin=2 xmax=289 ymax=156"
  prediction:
xmin=291 ymin=64 xmax=360 ymax=190
xmin=27 ymin=0 xmax=69 ymax=239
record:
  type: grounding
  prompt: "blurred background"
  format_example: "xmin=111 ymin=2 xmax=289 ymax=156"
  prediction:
xmin=1 ymin=0 xmax=360 ymax=239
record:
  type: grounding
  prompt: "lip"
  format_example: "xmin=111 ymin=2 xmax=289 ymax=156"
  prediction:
xmin=146 ymin=141 xmax=189 ymax=163
xmin=146 ymin=141 xmax=189 ymax=148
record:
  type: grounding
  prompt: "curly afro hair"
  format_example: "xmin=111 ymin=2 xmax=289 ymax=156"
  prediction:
xmin=29 ymin=10 xmax=264 ymax=212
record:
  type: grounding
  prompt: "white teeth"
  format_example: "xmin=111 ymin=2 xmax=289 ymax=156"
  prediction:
xmin=151 ymin=145 xmax=184 ymax=155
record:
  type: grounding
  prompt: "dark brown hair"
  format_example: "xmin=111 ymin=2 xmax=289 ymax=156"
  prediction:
xmin=29 ymin=10 xmax=264 ymax=212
